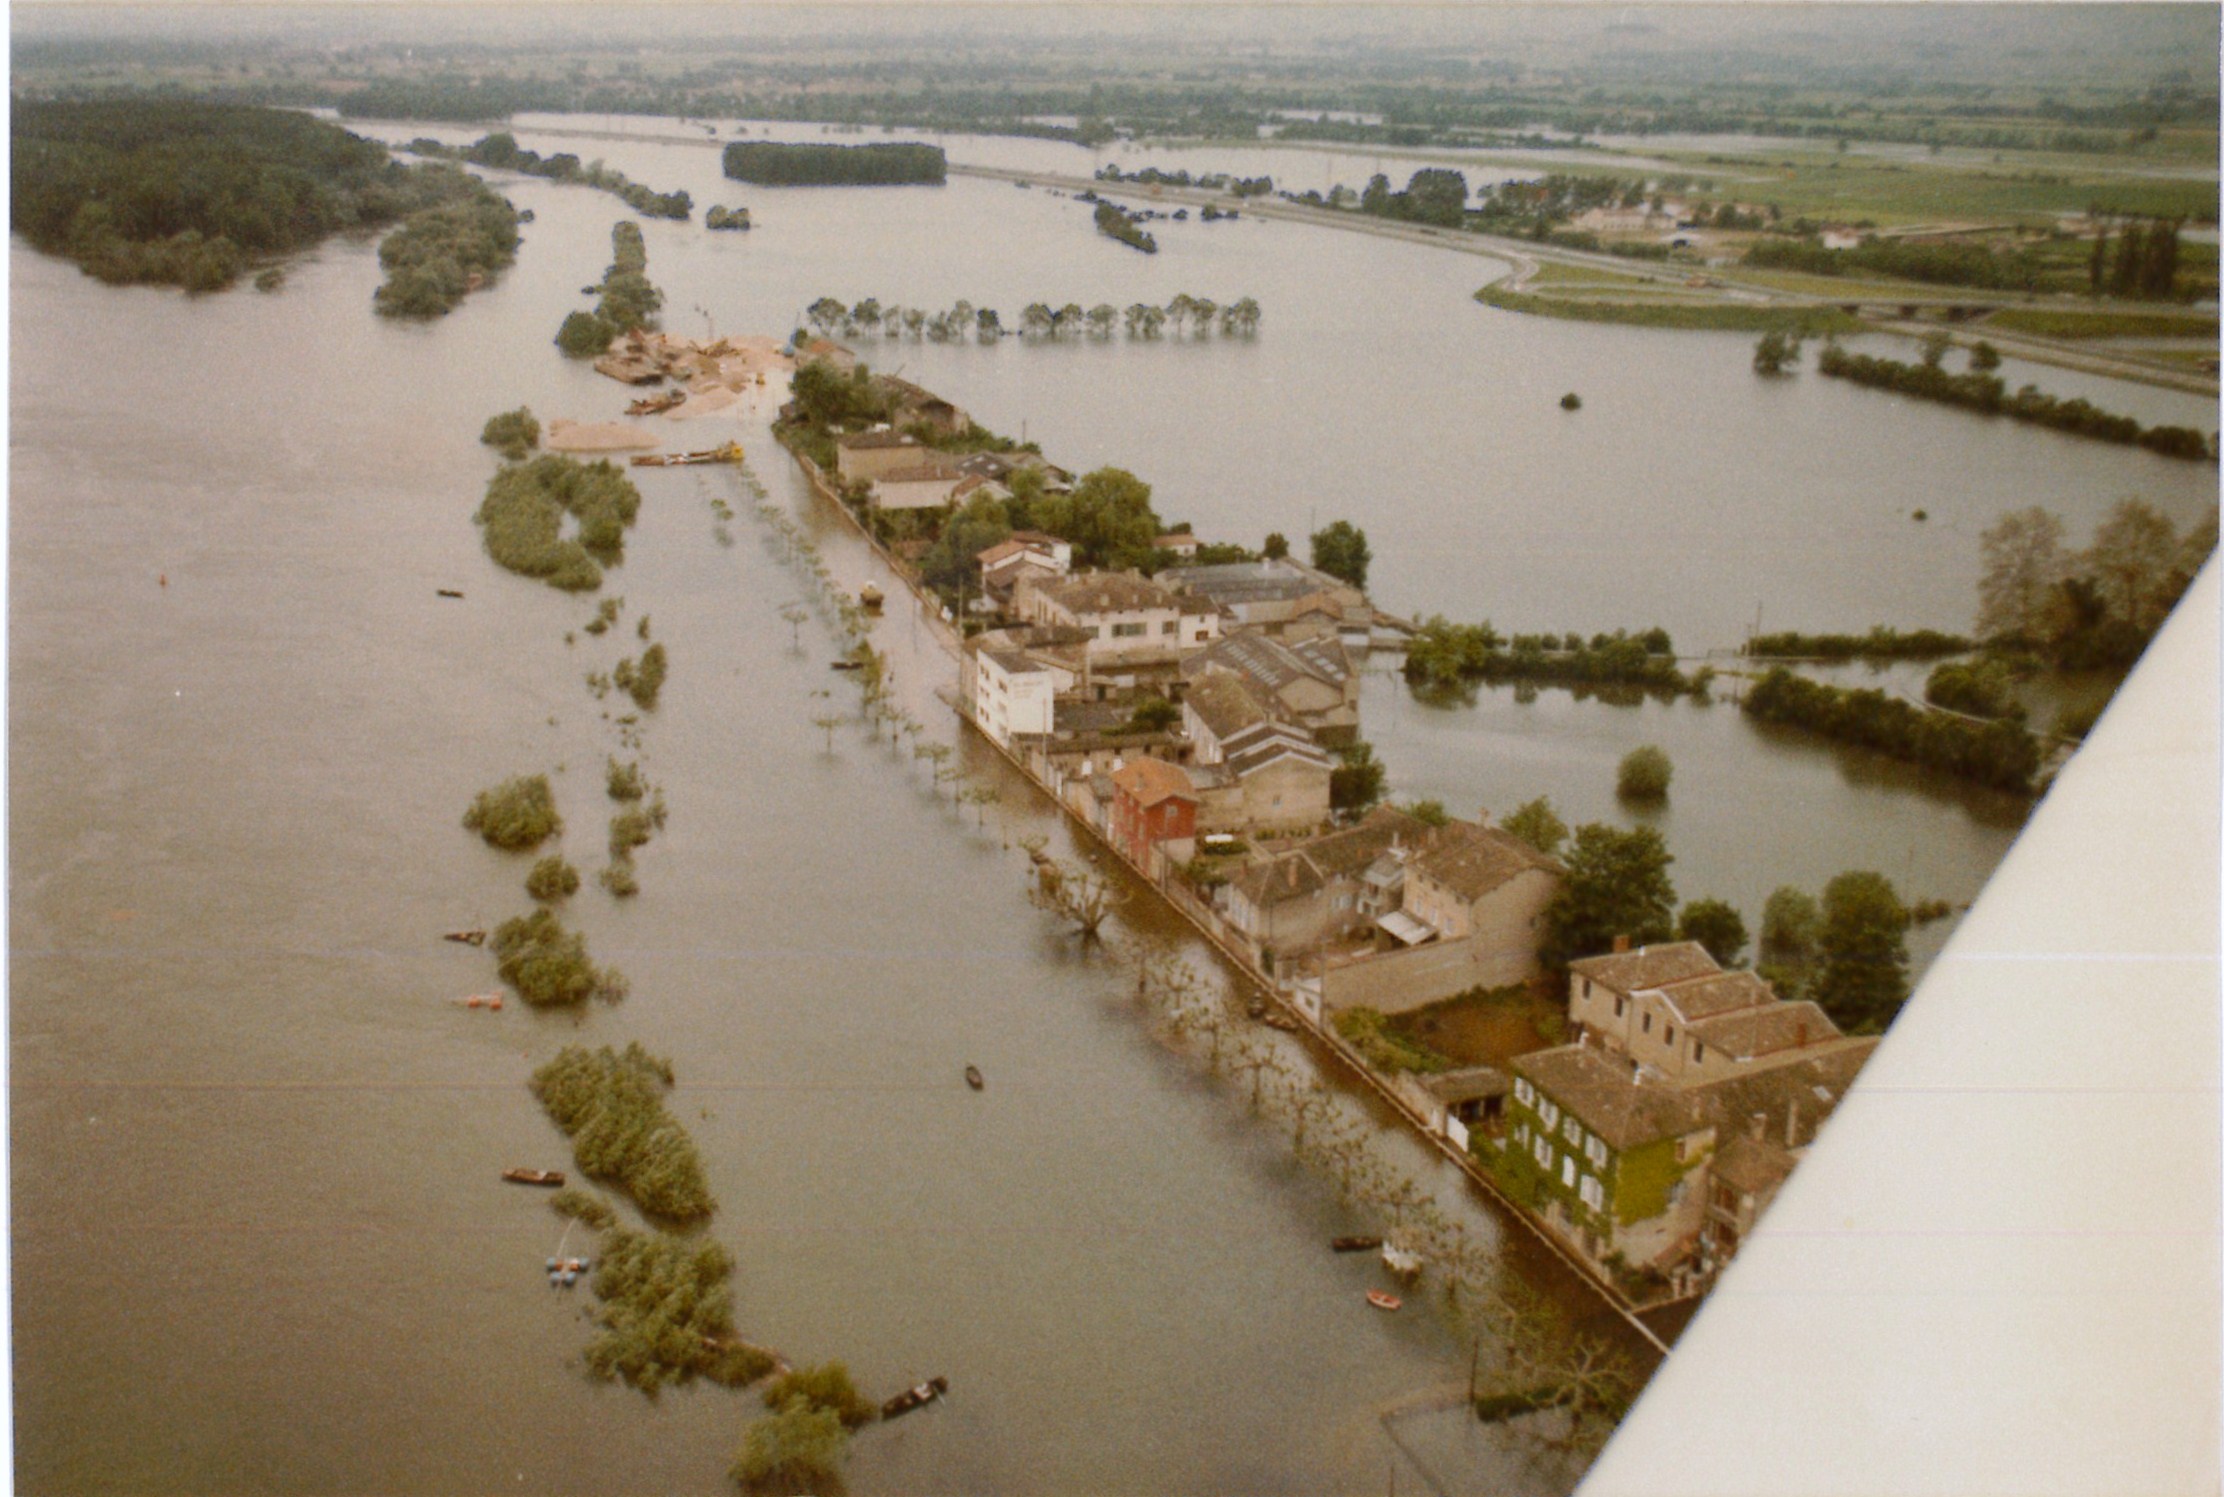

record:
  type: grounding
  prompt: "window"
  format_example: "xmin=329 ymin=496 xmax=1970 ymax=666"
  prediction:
xmin=1642 ymin=1012 xmax=1652 ymax=1034
xmin=1665 ymin=1024 xmax=1675 ymax=1047
xmin=1614 ymin=995 xmax=1626 ymax=1018
xmin=1112 ymin=622 xmax=1146 ymax=638
xmin=1533 ymin=1135 xmax=1551 ymax=1168
xmin=1579 ymin=1174 xmax=1605 ymax=1212
xmin=1582 ymin=978 xmax=1592 ymax=1002
xmin=1586 ymin=1136 xmax=1607 ymax=1168
xmin=1693 ymin=1041 xmax=1705 ymax=1063
xmin=1562 ymin=1116 xmax=1582 ymax=1146
xmin=1514 ymin=1077 xmax=1533 ymax=1106
xmin=1161 ymin=621 xmax=1178 ymax=634
xmin=1561 ymin=1155 xmax=1577 ymax=1189
xmin=1539 ymin=1100 xmax=1560 ymax=1130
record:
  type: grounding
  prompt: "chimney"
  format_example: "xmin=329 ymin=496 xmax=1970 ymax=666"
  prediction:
xmin=1785 ymin=1096 xmax=1802 ymax=1149
xmin=1612 ymin=933 xmax=1632 ymax=955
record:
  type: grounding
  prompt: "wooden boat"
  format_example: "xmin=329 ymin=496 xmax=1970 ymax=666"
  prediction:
xmin=859 ymin=583 xmax=884 ymax=612
xmin=965 ymin=1065 xmax=984 ymax=1091
xmin=444 ymin=929 xmax=487 ymax=946
xmin=457 ymin=993 xmax=505 ymax=1011
xmin=1331 ymin=1236 xmax=1382 ymax=1254
xmin=630 ymin=442 xmax=745 ymax=468
xmin=830 ymin=659 xmax=862 ymax=672
xmin=436 ymin=588 xmax=465 ymax=599
xmin=502 ymin=1168 xmax=566 ymax=1187
xmin=1366 ymin=1290 xmax=1402 ymax=1312
xmin=626 ymin=390 xmax=686 ymax=416
xmin=881 ymin=1376 xmax=949 ymax=1421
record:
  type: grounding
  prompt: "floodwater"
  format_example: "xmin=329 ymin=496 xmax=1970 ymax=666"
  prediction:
xmin=11 ymin=113 xmax=2216 ymax=1495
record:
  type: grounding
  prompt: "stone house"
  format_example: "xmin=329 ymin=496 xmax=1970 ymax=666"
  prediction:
xmin=1192 ymin=726 xmax=1333 ymax=838
xmin=1568 ymin=942 xmax=1848 ymax=1085
xmin=1222 ymin=807 xmax=1431 ymax=957
xmin=1397 ymin=818 xmax=1562 ymax=983
xmin=1015 ymin=571 xmax=1221 ymax=669
xmin=1181 ymin=630 xmax=1360 ymax=748
xmin=877 ymin=375 xmax=970 ymax=437
xmin=833 ymin=429 xmax=929 ymax=483
xmin=872 ymin=458 xmax=971 ymax=511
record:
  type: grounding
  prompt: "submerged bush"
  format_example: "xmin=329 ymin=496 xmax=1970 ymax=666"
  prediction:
xmin=463 ymin=774 xmax=561 ymax=850
xmin=606 ymin=758 xmax=647 ymax=801
xmin=763 ymin=1362 xmax=878 ymax=1430
xmin=491 ymin=908 xmax=626 ymax=1007
xmin=580 ymin=1226 xmax=775 ymax=1396
xmin=474 ymin=455 xmax=643 ymax=592
xmin=526 ymin=854 xmax=581 ymax=902
xmin=547 ymin=1188 xmax=615 ymax=1230
xmin=1617 ymin=745 xmax=1673 ymax=802
xmin=613 ymin=643 xmax=668 ymax=710
xmin=481 ymin=405 xmax=541 ymax=460
xmin=733 ymin=1406 xmax=851 ymax=1495
xmin=530 ymin=1044 xmax=714 ymax=1222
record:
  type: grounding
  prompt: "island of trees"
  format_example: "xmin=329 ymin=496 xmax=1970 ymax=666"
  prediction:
xmin=557 ymin=221 xmax=664 ymax=357
xmin=1403 ymin=620 xmax=1706 ymax=700
xmin=1093 ymin=201 xmax=1158 ymax=254
xmin=407 ymin=132 xmax=693 ymax=219
xmin=722 ymin=141 xmax=946 ymax=186
xmin=800 ymin=293 xmax=1258 ymax=343
xmin=11 ymin=99 xmax=515 ymax=308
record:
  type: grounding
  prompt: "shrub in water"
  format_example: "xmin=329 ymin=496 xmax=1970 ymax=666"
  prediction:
xmin=480 ymin=405 xmax=541 ymax=460
xmin=1617 ymin=745 xmax=1672 ymax=802
xmin=530 ymin=1044 xmax=714 ymax=1221
xmin=763 ymin=1362 xmax=878 ymax=1430
xmin=526 ymin=854 xmax=581 ymax=901
xmin=491 ymin=908 xmax=625 ymax=1007
xmin=463 ymin=774 xmax=561 ymax=850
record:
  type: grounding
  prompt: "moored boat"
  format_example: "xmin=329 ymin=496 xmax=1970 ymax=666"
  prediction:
xmin=1366 ymin=1290 xmax=1402 ymax=1312
xmin=882 ymin=1376 xmax=949 ymax=1420
xmin=859 ymin=583 xmax=884 ymax=612
xmin=965 ymin=1065 xmax=984 ymax=1091
xmin=629 ymin=442 xmax=746 ymax=468
xmin=626 ymin=390 xmax=686 ymax=416
xmin=502 ymin=1168 xmax=566 ymax=1187
xmin=444 ymin=929 xmax=487 ymax=946
xmin=1330 ymin=1236 xmax=1382 ymax=1253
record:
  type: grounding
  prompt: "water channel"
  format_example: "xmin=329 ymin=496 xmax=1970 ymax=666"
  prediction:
xmin=11 ymin=115 xmax=2216 ymax=1495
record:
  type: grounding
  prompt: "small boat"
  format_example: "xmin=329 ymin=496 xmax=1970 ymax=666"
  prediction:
xmin=502 ymin=1168 xmax=566 ymax=1187
xmin=457 ymin=993 xmax=505 ymax=1011
xmin=444 ymin=929 xmax=487 ymax=946
xmin=965 ymin=1065 xmax=984 ymax=1091
xmin=859 ymin=583 xmax=884 ymax=613
xmin=626 ymin=390 xmax=687 ymax=416
xmin=1366 ymin=1290 xmax=1402 ymax=1312
xmin=881 ymin=1376 xmax=949 ymax=1421
xmin=1331 ymin=1236 xmax=1382 ymax=1254
xmin=436 ymin=588 xmax=465 ymax=599
xmin=1260 ymin=1010 xmax=1300 ymax=1032
xmin=830 ymin=659 xmax=862 ymax=672
xmin=630 ymin=442 xmax=745 ymax=468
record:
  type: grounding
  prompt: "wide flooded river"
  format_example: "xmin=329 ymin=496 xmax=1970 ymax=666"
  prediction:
xmin=11 ymin=113 xmax=2215 ymax=1495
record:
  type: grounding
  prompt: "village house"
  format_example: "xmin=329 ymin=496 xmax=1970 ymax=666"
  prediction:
xmin=1109 ymin=757 xmax=1199 ymax=872
xmin=1014 ymin=570 xmax=1222 ymax=670
xmin=1154 ymin=532 xmax=1205 ymax=560
xmin=1395 ymin=817 xmax=1561 ymax=976
xmin=1222 ymin=807 xmax=1432 ymax=958
xmin=1190 ymin=722 xmax=1335 ymax=839
xmin=976 ymin=532 xmax=1072 ymax=607
xmin=1567 ymin=941 xmax=1850 ymax=1085
xmin=1490 ymin=938 xmax=1882 ymax=1293
xmin=872 ymin=458 xmax=973 ymax=512
xmin=1161 ymin=558 xmax=1366 ymax=635
xmin=968 ymin=644 xmax=1076 ymax=749
xmin=1181 ymin=670 xmax=1274 ymax=763
xmin=876 ymin=375 xmax=970 ymax=437
xmin=834 ymin=429 xmax=930 ymax=483
xmin=1181 ymin=630 xmax=1360 ymax=747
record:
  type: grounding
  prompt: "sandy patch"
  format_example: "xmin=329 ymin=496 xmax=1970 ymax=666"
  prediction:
xmin=544 ymin=419 xmax=661 ymax=453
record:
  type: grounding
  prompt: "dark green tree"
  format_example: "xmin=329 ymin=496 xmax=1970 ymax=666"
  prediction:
xmin=1034 ymin=467 xmax=1161 ymax=570
xmin=1309 ymin=520 xmax=1371 ymax=589
xmin=1539 ymin=824 xmax=1677 ymax=969
xmin=1812 ymin=871 xmax=1910 ymax=1033
xmin=1500 ymin=796 xmax=1568 ymax=858
xmin=1330 ymin=741 xmax=1387 ymax=812
xmin=1677 ymin=898 xmax=1749 ymax=968
xmin=1262 ymin=531 xmax=1290 ymax=560
xmin=1616 ymin=745 xmax=1672 ymax=802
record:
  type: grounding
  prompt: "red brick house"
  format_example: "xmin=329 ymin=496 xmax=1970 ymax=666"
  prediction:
xmin=1109 ymin=757 xmax=1199 ymax=871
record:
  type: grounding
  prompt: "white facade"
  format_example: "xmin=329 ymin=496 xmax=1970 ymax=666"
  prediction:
xmin=971 ymin=650 xmax=1068 ymax=747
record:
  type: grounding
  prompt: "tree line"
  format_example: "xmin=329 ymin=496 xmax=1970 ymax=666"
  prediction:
xmin=722 ymin=140 xmax=945 ymax=186
xmin=803 ymin=293 xmax=1259 ymax=344
xmin=2088 ymin=216 xmax=2185 ymax=299
xmin=1816 ymin=342 xmax=2215 ymax=462
xmin=1744 ymin=627 xmax=1973 ymax=661
xmin=557 ymin=221 xmax=664 ymax=357
xmin=1403 ymin=620 xmax=1702 ymax=698
xmin=1742 ymin=666 xmax=2042 ymax=794
xmin=1745 ymin=234 xmax=2047 ymax=293
xmin=1978 ymin=499 xmax=2214 ymax=672
xmin=407 ymin=132 xmax=694 ymax=219
xmin=1093 ymin=164 xmax=1274 ymax=197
